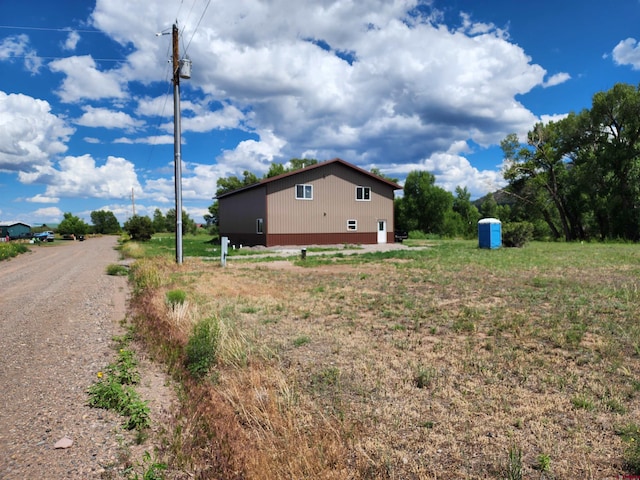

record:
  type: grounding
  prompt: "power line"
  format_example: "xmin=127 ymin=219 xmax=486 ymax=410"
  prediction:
xmin=184 ymin=0 xmax=211 ymax=56
xmin=0 ymin=25 xmax=104 ymax=34
xmin=7 ymin=54 xmax=125 ymax=63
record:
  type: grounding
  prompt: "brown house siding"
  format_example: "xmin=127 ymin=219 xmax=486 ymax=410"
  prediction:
xmin=266 ymin=162 xmax=394 ymax=235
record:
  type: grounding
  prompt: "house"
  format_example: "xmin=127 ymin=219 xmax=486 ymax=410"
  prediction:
xmin=217 ymin=158 xmax=401 ymax=246
xmin=0 ymin=221 xmax=31 ymax=240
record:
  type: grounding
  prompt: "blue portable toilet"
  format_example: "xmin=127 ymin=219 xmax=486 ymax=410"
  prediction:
xmin=478 ymin=218 xmax=501 ymax=249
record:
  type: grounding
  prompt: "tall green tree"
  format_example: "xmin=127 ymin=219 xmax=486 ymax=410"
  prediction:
xmin=399 ymin=170 xmax=453 ymax=234
xmin=264 ymin=159 xmax=319 ymax=178
xmin=501 ymin=120 xmax=577 ymax=241
xmin=479 ymin=193 xmax=499 ymax=220
xmin=453 ymin=186 xmax=480 ymax=238
xmin=203 ymin=202 xmax=218 ymax=235
xmin=58 ymin=212 xmax=90 ymax=236
xmin=587 ymin=83 xmax=640 ymax=240
xmin=90 ymin=210 xmax=120 ymax=234
xmin=166 ymin=209 xmax=197 ymax=235
xmin=152 ymin=208 xmax=167 ymax=233
xmin=288 ymin=158 xmax=318 ymax=170
xmin=216 ymin=170 xmax=260 ymax=196
xmin=370 ymin=167 xmax=399 ymax=184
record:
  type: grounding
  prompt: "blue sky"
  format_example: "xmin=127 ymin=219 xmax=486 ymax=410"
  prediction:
xmin=1 ymin=0 xmax=639 ymax=226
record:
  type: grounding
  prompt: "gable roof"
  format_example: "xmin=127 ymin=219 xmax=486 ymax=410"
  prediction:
xmin=216 ymin=158 xmax=402 ymax=199
xmin=0 ymin=221 xmax=31 ymax=228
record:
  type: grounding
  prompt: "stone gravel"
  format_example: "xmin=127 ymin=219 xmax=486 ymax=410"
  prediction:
xmin=0 ymin=236 xmax=157 ymax=479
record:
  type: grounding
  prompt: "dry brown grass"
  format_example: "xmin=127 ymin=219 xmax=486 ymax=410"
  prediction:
xmin=130 ymin=242 xmax=640 ymax=479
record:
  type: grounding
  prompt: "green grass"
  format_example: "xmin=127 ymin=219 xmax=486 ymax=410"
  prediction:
xmin=138 ymin=233 xmax=276 ymax=259
xmin=293 ymin=335 xmax=311 ymax=347
xmin=0 ymin=242 xmax=29 ymax=261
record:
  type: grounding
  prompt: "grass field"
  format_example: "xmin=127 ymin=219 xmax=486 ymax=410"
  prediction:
xmin=128 ymin=239 xmax=640 ymax=479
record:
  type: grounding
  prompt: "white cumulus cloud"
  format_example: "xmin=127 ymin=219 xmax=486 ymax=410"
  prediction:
xmin=612 ymin=37 xmax=640 ymax=70
xmin=49 ymin=55 xmax=126 ymax=102
xmin=75 ymin=106 xmax=145 ymax=131
xmin=0 ymin=34 xmax=42 ymax=73
xmin=0 ymin=91 xmax=73 ymax=172
xmin=19 ymin=154 xmax=142 ymax=201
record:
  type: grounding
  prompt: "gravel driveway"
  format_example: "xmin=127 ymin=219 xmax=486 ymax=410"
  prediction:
xmin=0 ymin=236 xmax=132 ymax=479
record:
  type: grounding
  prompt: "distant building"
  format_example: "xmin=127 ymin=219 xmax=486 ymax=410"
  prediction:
xmin=0 ymin=221 xmax=32 ymax=240
xmin=217 ymin=158 xmax=401 ymax=246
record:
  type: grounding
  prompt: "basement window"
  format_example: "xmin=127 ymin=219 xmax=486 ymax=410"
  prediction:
xmin=356 ymin=186 xmax=371 ymax=201
xmin=296 ymin=184 xmax=313 ymax=200
xmin=347 ymin=219 xmax=357 ymax=231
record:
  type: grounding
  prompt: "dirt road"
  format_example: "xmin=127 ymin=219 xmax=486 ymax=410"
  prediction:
xmin=0 ymin=236 xmax=129 ymax=479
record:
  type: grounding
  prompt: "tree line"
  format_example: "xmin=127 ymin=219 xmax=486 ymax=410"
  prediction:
xmin=397 ymin=82 xmax=640 ymax=242
xmin=49 ymin=208 xmax=200 ymax=242
xmin=500 ymin=82 xmax=640 ymax=242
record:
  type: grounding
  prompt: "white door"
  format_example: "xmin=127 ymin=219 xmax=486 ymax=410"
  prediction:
xmin=377 ymin=220 xmax=387 ymax=244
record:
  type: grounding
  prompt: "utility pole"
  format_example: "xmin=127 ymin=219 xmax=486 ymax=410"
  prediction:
xmin=156 ymin=23 xmax=190 ymax=264
xmin=172 ymin=24 xmax=183 ymax=264
xmin=131 ymin=188 xmax=136 ymax=217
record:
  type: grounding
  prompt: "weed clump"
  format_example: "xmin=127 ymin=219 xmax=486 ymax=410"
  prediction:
xmin=166 ymin=289 xmax=187 ymax=306
xmin=106 ymin=263 xmax=129 ymax=276
xmin=503 ymin=444 xmax=523 ymax=480
xmin=185 ymin=317 xmax=220 ymax=379
xmin=616 ymin=424 xmax=640 ymax=473
xmin=87 ymin=347 xmax=149 ymax=431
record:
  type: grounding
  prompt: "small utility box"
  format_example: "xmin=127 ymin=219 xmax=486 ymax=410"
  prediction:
xmin=221 ymin=236 xmax=229 ymax=267
xmin=478 ymin=218 xmax=502 ymax=249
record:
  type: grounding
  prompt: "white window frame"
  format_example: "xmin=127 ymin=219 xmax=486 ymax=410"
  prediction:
xmin=347 ymin=219 xmax=357 ymax=231
xmin=295 ymin=184 xmax=313 ymax=200
xmin=356 ymin=186 xmax=371 ymax=201
xmin=256 ymin=218 xmax=264 ymax=234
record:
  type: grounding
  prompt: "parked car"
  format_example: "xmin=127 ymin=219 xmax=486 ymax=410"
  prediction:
xmin=34 ymin=231 xmax=55 ymax=242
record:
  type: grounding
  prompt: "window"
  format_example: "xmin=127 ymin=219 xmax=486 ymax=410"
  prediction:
xmin=356 ymin=186 xmax=371 ymax=201
xmin=256 ymin=218 xmax=264 ymax=234
xmin=347 ymin=219 xmax=357 ymax=231
xmin=296 ymin=184 xmax=313 ymax=200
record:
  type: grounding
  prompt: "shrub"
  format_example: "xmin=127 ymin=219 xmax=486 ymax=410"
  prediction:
xmin=124 ymin=215 xmax=154 ymax=241
xmin=185 ymin=317 xmax=220 ymax=379
xmin=502 ymin=222 xmax=534 ymax=248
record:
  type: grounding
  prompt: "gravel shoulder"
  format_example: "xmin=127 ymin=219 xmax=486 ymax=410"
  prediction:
xmin=0 ymin=236 xmax=166 ymax=479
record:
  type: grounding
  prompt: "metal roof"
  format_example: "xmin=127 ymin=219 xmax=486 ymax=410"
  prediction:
xmin=216 ymin=158 xmax=402 ymax=199
xmin=0 ymin=221 xmax=31 ymax=227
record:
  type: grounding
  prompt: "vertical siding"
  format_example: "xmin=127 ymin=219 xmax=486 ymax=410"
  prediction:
xmin=219 ymin=186 xmax=267 ymax=245
xmin=266 ymin=162 xmax=394 ymax=237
